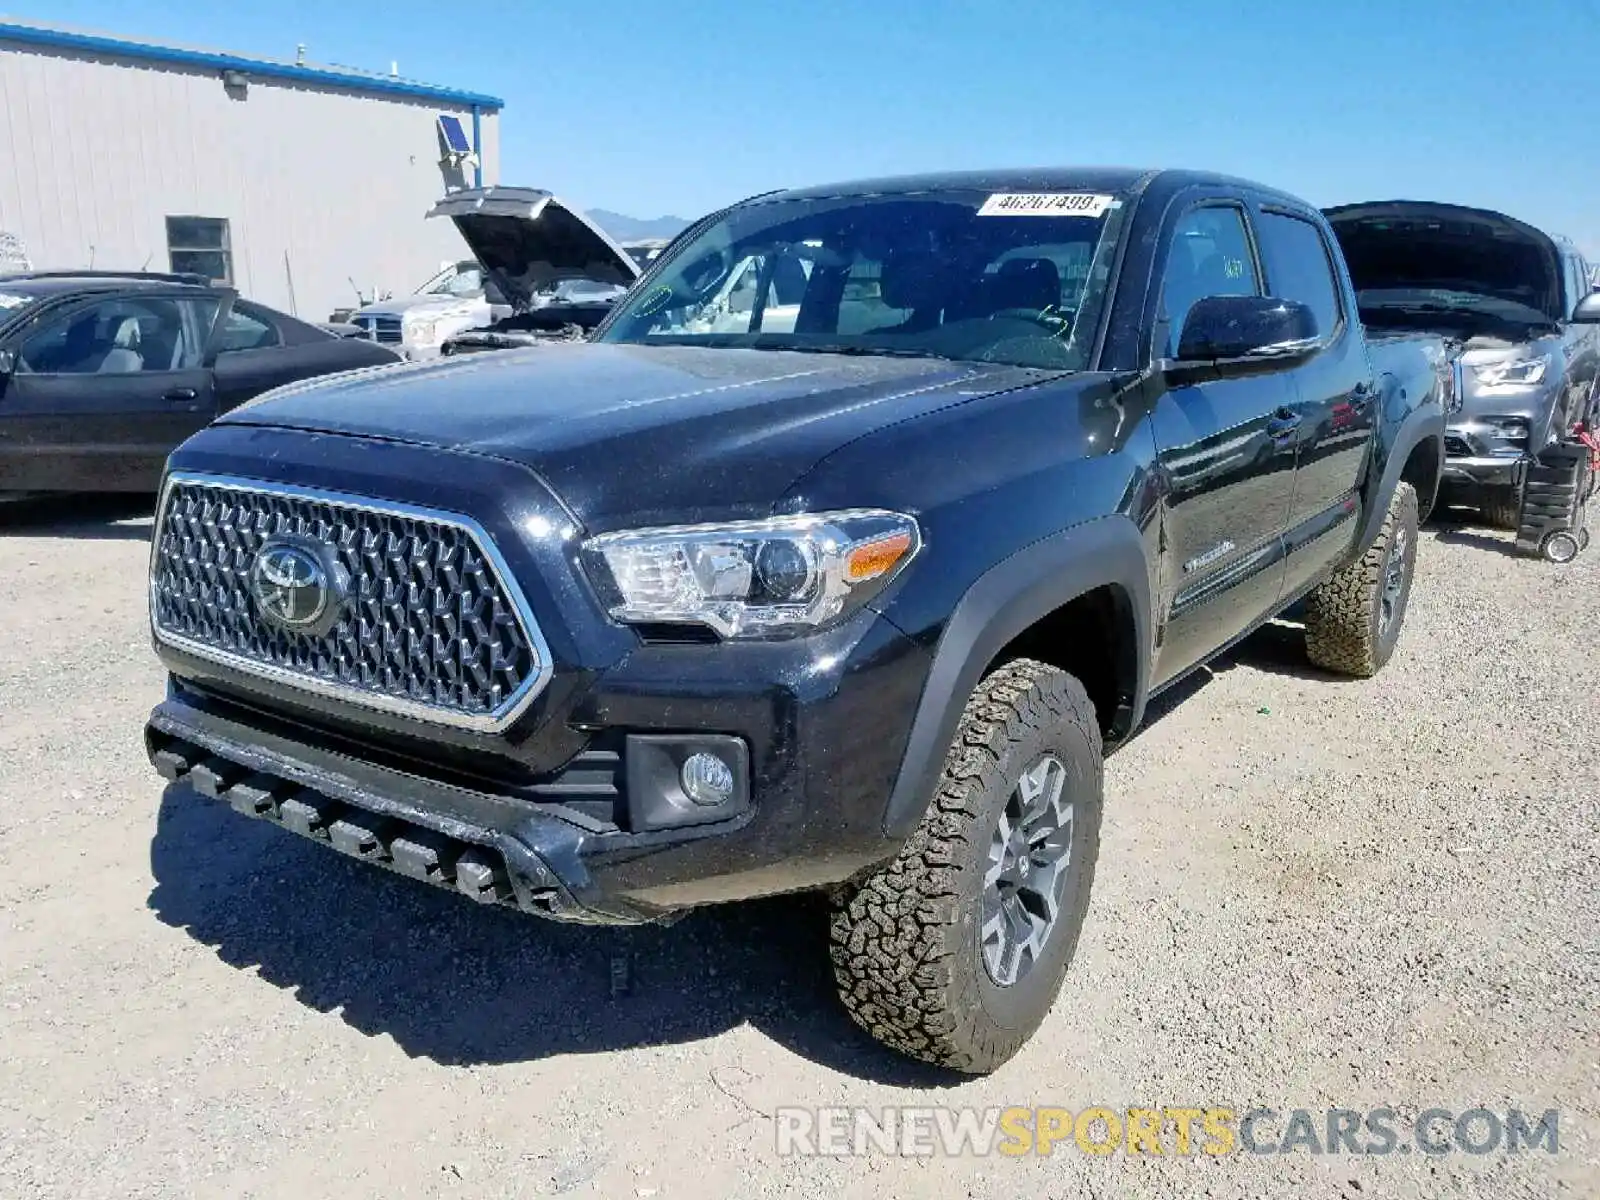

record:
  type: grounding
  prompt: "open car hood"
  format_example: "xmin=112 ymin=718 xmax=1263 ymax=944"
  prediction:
xmin=1324 ymin=200 xmax=1564 ymax=324
xmin=427 ymin=186 xmax=642 ymax=311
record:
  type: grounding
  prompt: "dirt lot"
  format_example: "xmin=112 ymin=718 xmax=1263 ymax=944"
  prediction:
xmin=1 ymin=495 xmax=1596 ymax=1200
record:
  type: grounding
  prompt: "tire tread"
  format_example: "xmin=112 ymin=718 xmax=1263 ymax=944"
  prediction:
xmin=829 ymin=659 xmax=1101 ymax=1073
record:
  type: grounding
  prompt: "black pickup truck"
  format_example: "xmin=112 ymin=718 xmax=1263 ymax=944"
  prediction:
xmin=144 ymin=167 xmax=1447 ymax=1073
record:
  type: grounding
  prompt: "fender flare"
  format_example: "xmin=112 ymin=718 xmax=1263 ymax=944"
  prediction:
xmin=1353 ymin=400 xmax=1444 ymax=559
xmin=880 ymin=515 xmax=1152 ymax=839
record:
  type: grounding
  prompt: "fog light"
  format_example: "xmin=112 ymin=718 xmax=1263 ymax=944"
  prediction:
xmin=680 ymin=752 xmax=735 ymax=806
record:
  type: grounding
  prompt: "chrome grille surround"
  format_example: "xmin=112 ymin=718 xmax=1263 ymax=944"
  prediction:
xmin=149 ymin=472 xmax=553 ymax=733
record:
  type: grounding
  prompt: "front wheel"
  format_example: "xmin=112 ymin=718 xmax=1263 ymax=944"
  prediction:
xmin=1479 ymin=485 xmax=1522 ymax=530
xmin=829 ymin=659 xmax=1103 ymax=1074
xmin=1303 ymin=481 xmax=1419 ymax=678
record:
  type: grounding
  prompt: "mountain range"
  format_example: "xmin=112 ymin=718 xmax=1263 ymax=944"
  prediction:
xmin=587 ymin=209 xmax=693 ymax=242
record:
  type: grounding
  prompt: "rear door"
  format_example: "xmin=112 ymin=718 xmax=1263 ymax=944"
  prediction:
xmin=0 ymin=289 xmax=222 ymax=493
xmin=1253 ymin=206 xmax=1375 ymax=597
xmin=1147 ymin=198 xmax=1298 ymax=685
xmin=210 ymin=300 xmax=392 ymax=413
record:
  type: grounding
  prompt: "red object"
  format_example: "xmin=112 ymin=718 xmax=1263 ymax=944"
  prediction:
xmin=1575 ymin=421 xmax=1600 ymax=475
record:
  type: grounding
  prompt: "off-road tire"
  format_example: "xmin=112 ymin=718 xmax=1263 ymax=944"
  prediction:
xmin=829 ymin=659 xmax=1103 ymax=1074
xmin=1304 ymin=481 xmax=1419 ymax=678
xmin=1479 ymin=485 xmax=1523 ymax=530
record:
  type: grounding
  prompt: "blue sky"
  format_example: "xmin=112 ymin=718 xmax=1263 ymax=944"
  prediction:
xmin=14 ymin=0 xmax=1600 ymax=256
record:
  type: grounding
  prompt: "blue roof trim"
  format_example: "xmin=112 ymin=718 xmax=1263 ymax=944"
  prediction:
xmin=0 ymin=22 xmax=504 ymax=110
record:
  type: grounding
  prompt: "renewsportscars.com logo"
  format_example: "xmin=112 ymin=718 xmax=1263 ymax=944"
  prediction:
xmin=774 ymin=1106 xmax=1561 ymax=1158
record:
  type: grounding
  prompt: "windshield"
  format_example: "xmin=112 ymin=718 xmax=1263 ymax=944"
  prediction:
xmin=1355 ymin=287 xmax=1554 ymax=329
xmin=416 ymin=261 xmax=485 ymax=297
xmin=597 ymin=190 xmax=1127 ymax=370
xmin=540 ymin=279 xmax=628 ymax=303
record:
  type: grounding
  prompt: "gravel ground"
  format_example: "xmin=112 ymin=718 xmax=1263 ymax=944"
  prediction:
xmin=0 ymin=495 xmax=1596 ymax=1199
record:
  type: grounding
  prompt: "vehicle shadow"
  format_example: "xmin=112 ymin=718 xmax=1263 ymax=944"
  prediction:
xmin=0 ymin=493 xmax=153 ymax=540
xmin=146 ymin=783 xmax=962 ymax=1087
xmin=1428 ymin=526 xmax=1521 ymax=558
xmin=1218 ymin=618 xmax=1361 ymax=683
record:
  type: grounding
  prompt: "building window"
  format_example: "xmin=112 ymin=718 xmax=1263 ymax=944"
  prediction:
xmin=166 ymin=216 xmax=232 ymax=283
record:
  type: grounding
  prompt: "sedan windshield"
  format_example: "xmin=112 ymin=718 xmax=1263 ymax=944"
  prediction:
xmin=597 ymin=190 xmax=1128 ymax=370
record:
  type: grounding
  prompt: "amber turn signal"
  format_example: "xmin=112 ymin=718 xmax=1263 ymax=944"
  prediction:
xmin=846 ymin=531 xmax=914 ymax=582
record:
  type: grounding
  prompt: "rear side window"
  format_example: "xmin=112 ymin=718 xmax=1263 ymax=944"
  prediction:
xmin=1256 ymin=211 xmax=1343 ymax=341
xmin=216 ymin=304 xmax=280 ymax=352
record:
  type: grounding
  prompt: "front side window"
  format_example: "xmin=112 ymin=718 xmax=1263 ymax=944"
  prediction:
xmin=167 ymin=216 xmax=232 ymax=284
xmin=19 ymin=296 xmax=219 ymax=375
xmin=1562 ymin=253 xmax=1587 ymax=318
xmin=1158 ymin=206 xmax=1261 ymax=357
xmin=1256 ymin=211 xmax=1343 ymax=342
xmin=598 ymin=190 xmax=1128 ymax=370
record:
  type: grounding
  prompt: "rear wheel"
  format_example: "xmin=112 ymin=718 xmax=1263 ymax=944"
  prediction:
xmin=1304 ymin=482 xmax=1419 ymax=678
xmin=829 ymin=659 xmax=1103 ymax=1074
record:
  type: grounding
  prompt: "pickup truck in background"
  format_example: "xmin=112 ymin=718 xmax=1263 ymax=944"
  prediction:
xmin=347 ymin=189 xmax=650 ymax=361
xmin=428 ymin=187 xmax=644 ymax=357
xmin=1325 ymin=201 xmax=1600 ymax=527
xmin=143 ymin=166 xmax=1446 ymax=1073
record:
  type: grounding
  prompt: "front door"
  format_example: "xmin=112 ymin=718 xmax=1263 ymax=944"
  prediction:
xmin=0 ymin=291 xmax=221 ymax=493
xmin=1148 ymin=202 xmax=1297 ymax=685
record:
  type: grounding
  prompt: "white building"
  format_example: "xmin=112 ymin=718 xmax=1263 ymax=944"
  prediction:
xmin=0 ymin=20 xmax=503 ymax=321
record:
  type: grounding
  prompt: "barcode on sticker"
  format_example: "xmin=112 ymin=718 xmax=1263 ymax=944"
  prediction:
xmin=977 ymin=193 xmax=1116 ymax=218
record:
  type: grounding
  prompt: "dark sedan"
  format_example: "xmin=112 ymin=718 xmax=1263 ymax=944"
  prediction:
xmin=0 ymin=271 xmax=401 ymax=498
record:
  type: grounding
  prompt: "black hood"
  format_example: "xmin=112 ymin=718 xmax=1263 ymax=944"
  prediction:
xmin=214 ymin=344 xmax=1061 ymax=530
xmin=1324 ymin=200 xmax=1564 ymax=323
xmin=427 ymin=187 xmax=641 ymax=312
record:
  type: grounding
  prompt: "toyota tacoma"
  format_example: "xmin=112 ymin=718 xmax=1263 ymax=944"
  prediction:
xmin=144 ymin=167 xmax=1447 ymax=1073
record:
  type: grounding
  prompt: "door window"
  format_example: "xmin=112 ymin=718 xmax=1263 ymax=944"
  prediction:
xmin=1159 ymin=206 xmax=1261 ymax=356
xmin=19 ymin=296 xmax=220 ymax=375
xmin=1256 ymin=211 xmax=1343 ymax=341
xmin=215 ymin=304 xmax=281 ymax=352
xmin=1561 ymin=254 xmax=1587 ymax=318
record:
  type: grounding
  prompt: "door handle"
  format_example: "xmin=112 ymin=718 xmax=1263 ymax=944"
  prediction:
xmin=163 ymin=387 xmax=199 ymax=402
xmin=1267 ymin=408 xmax=1302 ymax=439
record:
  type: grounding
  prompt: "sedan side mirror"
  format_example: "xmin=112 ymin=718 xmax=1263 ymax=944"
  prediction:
xmin=1174 ymin=295 xmax=1320 ymax=366
xmin=1571 ymin=292 xmax=1600 ymax=324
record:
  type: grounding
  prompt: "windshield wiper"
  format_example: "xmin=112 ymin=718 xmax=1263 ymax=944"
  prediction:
xmin=794 ymin=344 xmax=959 ymax=361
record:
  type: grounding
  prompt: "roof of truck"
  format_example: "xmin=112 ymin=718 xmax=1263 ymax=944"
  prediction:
xmin=751 ymin=167 xmax=1312 ymax=208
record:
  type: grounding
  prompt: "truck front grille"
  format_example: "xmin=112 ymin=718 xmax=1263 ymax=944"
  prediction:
xmin=149 ymin=474 xmax=551 ymax=732
xmin=354 ymin=315 xmax=404 ymax=343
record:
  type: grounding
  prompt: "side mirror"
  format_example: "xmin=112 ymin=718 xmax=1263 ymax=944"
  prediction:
xmin=1571 ymin=292 xmax=1600 ymax=324
xmin=1173 ymin=294 xmax=1320 ymax=366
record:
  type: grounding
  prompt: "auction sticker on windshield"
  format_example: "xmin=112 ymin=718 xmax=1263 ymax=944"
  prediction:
xmin=978 ymin=193 xmax=1117 ymax=218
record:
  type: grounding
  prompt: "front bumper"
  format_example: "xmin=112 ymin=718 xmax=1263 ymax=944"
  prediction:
xmin=146 ymin=604 xmax=929 ymax=925
xmin=1440 ymin=453 xmax=1522 ymax=490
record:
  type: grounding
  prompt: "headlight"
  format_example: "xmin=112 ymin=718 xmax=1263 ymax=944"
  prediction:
xmin=408 ymin=318 xmax=440 ymax=345
xmin=1472 ymin=356 xmax=1550 ymax=387
xmin=584 ymin=510 xmax=921 ymax=639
